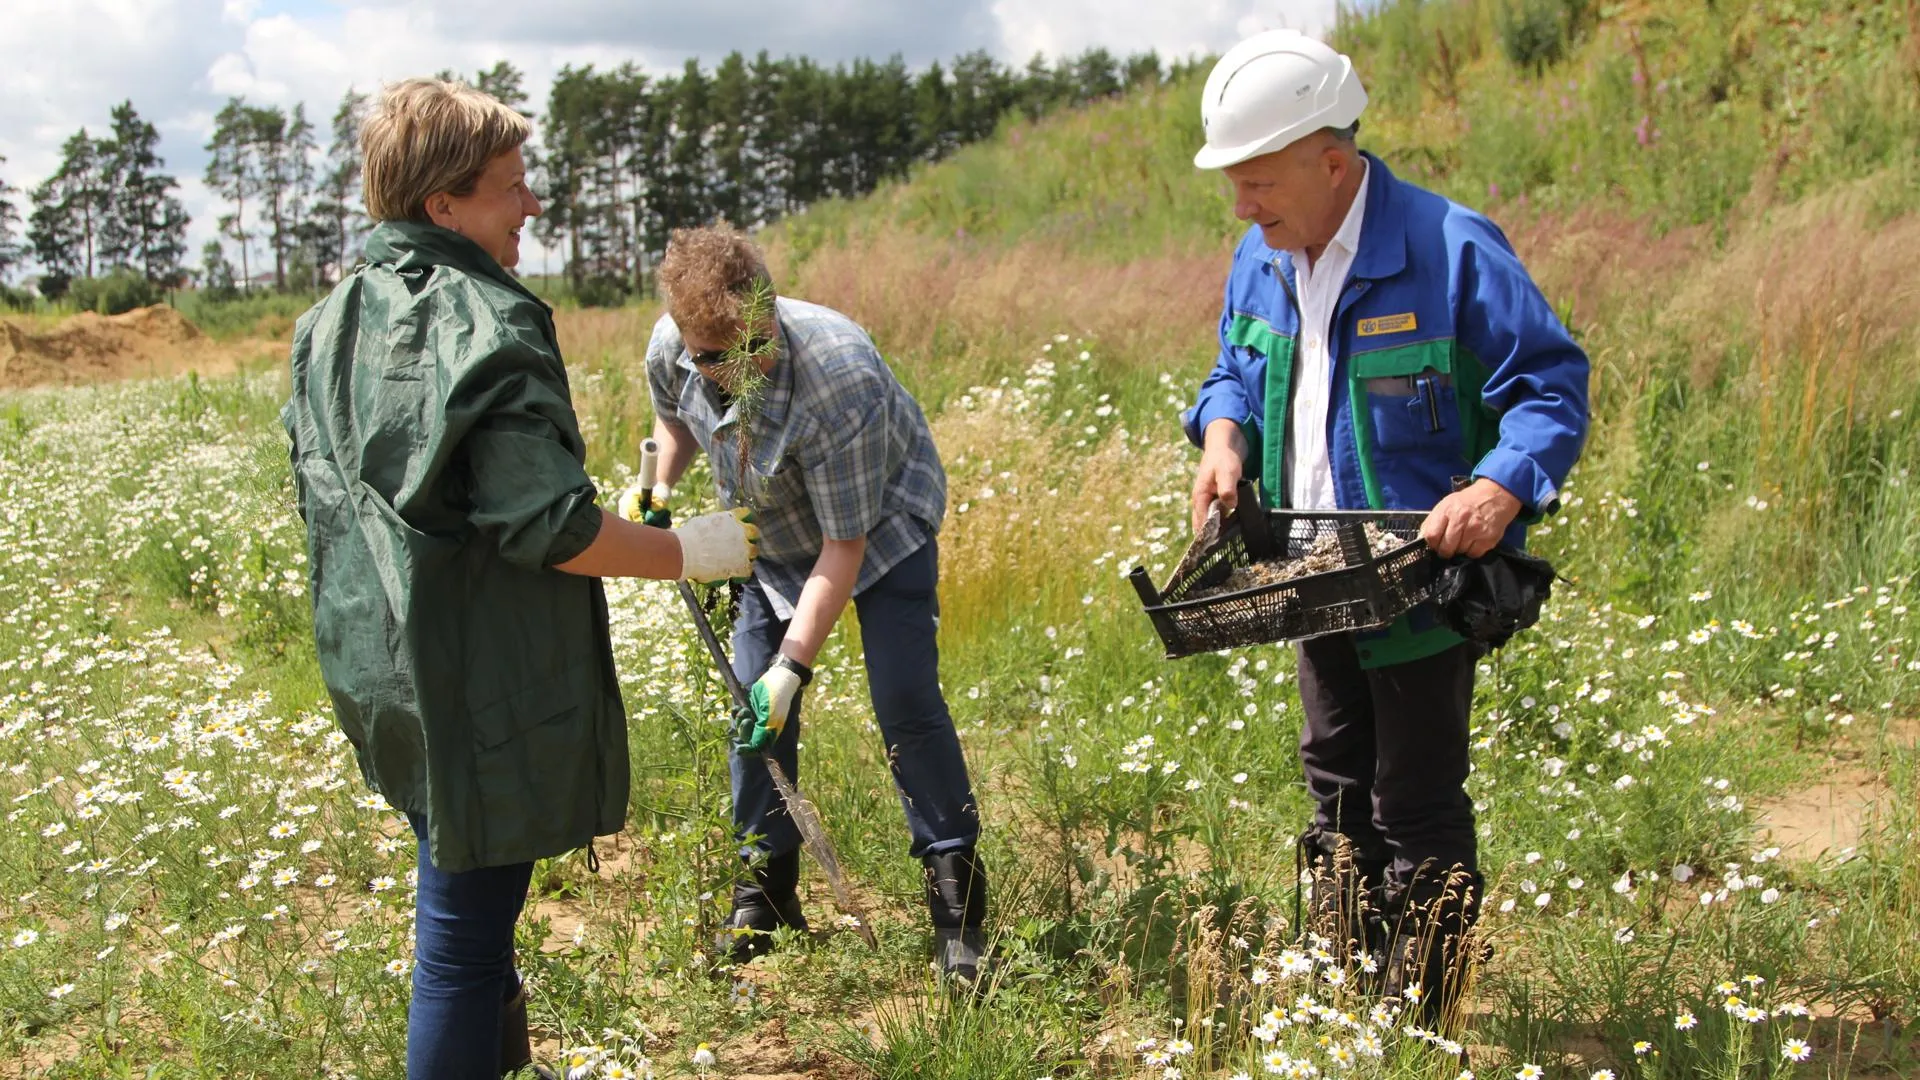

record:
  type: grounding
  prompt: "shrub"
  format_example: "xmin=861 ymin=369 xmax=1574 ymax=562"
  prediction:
xmin=68 ymin=269 xmax=164 ymax=315
xmin=1500 ymin=0 xmax=1594 ymax=72
xmin=571 ymin=272 xmax=634 ymax=308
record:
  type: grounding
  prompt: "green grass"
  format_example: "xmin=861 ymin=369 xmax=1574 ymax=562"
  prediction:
xmin=0 ymin=0 xmax=1917 ymax=1075
xmin=1 ymin=330 xmax=1906 ymax=1076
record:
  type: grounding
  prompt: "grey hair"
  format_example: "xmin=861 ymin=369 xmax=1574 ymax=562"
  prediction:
xmin=1321 ymin=121 xmax=1361 ymax=144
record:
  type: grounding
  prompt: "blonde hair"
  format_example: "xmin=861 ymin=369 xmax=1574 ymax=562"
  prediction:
xmin=361 ymin=78 xmax=531 ymax=222
xmin=658 ymin=224 xmax=775 ymax=343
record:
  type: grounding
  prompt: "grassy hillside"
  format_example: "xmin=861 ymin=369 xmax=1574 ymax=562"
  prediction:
xmin=779 ymin=0 xmax=1920 ymax=255
xmin=0 ymin=2 xmax=1915 ymax=1077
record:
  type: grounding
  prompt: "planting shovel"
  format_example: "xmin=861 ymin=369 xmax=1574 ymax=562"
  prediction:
xmin=637 ymin=440 xmax=878 ymax=950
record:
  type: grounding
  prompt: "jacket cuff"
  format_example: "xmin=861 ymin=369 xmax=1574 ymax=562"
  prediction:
xmin=1473 ymin=447 xmax=1559 ymax=518
xmin=544 ymin=503 xmax=604 ymax=567
xmin=1182 ymin=397 xmax=1249 ymax=449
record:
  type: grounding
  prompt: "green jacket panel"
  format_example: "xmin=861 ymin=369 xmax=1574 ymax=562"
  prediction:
xmin=281 ymin=221 xmax=627 ymax=872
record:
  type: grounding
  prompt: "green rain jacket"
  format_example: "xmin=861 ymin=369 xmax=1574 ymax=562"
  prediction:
xmin=281 ymin=221 xmax=627 ymax=873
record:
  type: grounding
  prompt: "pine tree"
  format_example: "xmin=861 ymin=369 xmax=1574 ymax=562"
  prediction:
xmin=745 ymin=52 xmax=788 ymax=220
xmin=99 ymin=101 xmax=189 ymax=286
xmin=198 ymin=239 xmax=239 ymax=301
xmin=541 ymin=64 xmax=626 ymax=297
xmin=776 ymin=58 xmax=829 ymax=210
xmin=1071 ymin=47 xmax=1123 ymax=103
xmin=309 ymin=88 xmax=370 ymax=285
xmin=0 ymin=156 xmax=23 ymax=284
xmin=709 ymin=51 xmax=755 ymax=228
xmin=913 ymin=60 xmax=956 ymax=162
xmin=28 ymin=130 xmax=111 ymax=296
xmin=1019 ymin=53 xmax=1060 ymax=120
xmin=252 ymin=104 xmax=317 ymax=290
xmin=205 ymin=98 xmax=260 ymax=290
xmin=663 ymin=60 xmax=714 ymax=233
xmin=1124 ymin=50 xmax=1164 ymax=89
xmin=949 ymin=50 xmax=1013 ymax=145
xmin=613 ymin=65 xmax=666 ymax=291
xmin=474 ymin=61 xmax=531 ymax=114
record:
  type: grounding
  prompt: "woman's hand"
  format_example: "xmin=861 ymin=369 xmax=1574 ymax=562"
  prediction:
xmin=676 ymin=508 xmax=760 ymax=582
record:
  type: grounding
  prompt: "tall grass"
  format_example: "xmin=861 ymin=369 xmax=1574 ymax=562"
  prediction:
xmin=0 ymin=1 xmax=1916 ymax=1074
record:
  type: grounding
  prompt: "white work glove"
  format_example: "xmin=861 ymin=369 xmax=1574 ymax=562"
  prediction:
xmin=675 ymin=507 xmax=759 ymax=582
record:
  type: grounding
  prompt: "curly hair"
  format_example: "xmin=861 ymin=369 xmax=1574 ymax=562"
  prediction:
xmin=657 ymin=224 xmax=775 ymax=344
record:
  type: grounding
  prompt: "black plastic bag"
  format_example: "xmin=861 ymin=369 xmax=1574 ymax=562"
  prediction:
xmin=1433 ymin=546 xmax=1560 ymax=648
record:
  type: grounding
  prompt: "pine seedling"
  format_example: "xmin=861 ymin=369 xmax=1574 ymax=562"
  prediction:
xmin=716 ymin=277 xmax=778 ymax=493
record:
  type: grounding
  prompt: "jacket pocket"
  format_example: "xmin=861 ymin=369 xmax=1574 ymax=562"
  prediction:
xmin=469 ymin=663 xmax=601 ymax=855
xmin=1352 ymin=344 xmax=1458 ymax=456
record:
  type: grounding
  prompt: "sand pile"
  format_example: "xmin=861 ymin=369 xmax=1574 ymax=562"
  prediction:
xmin=0 ymin=306 xmax=218 ymax=389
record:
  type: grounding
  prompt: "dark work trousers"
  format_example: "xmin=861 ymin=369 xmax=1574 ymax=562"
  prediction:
xmin=729 ymin=537 xmax=981 ymax=860
xmin=1295 ymin=634 xmax=1481 ymax=886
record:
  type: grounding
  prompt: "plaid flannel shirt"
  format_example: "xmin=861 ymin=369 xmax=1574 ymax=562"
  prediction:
xmin=645 ymin=298 xmax=946 ymax=619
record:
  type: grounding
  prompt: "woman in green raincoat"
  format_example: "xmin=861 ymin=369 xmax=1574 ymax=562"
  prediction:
xmin=281 ymin=78 xmax=758 ymax=1079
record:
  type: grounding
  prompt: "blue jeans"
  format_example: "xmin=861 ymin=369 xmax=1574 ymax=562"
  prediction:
xmin=730 ymin=537 xmax=980 ymax=859
xmin=406 ymin=812 xmax=533 ymax=1079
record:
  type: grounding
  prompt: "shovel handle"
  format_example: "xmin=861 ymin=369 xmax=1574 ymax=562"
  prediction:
xmin=638 ymin=438 xmax=660 ymax=496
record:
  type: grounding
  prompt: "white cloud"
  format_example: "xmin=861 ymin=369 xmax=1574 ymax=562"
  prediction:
xmin=1 ymin=0 xmax=232 ymax=180
xmin=992 ymin=0 xmax=1337 ymax=63
xmin=1 ymin=0 xmax=1325 ymax=278
xmin=384 ymin=0 xmax=1005 ymax=67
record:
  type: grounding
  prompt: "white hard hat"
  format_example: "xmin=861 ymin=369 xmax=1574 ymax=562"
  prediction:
xmin=1193 ymin=29 xmax=1367 ymax=170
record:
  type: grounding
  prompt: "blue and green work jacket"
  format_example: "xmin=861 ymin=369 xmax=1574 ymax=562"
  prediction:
xmin=1183 ymin=153 xmax=1589 ymax=668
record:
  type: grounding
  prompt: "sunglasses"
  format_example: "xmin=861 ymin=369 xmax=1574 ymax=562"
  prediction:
xmin=690 ymin=335 xmax=771 ymax=368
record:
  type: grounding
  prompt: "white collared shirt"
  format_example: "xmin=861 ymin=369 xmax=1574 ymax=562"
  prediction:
xmin=1286 ymin=159 xmax=1369 ymax=511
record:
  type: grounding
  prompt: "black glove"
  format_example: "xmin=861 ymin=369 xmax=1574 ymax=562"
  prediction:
xmin=1432 ymin=546 xmax=1559 ymax=649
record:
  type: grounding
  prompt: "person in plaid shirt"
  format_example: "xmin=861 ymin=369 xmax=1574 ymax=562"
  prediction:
xmin=632 ymin=224 xmax=985 ymax=981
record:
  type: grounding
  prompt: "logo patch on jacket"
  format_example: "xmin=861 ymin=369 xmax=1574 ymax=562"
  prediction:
xmin=1357 ymin=312 xmax=1418 ymax=336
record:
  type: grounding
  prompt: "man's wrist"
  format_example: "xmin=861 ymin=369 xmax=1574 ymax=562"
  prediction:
xmin=1203 ymin=417 xmax=1247 ymax=455
xmin=770 ymin=653 xmax=814 ymax=686
xmin=1474 ymin=476 xmax=1524 ymax=513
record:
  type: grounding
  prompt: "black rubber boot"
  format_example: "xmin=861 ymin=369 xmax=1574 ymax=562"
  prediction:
xmin=1380 ymin=863 xmax=1486 ymax=1033
xmin=923 ymin=848 xmax=988 ymax=984
xmin=1296 ymin=826 xmax=1390 ymax=962
xmin=715 ymin=849 xmax=808 ymax=964
xmin=500 ymin=977 xmax=557 ymax=1078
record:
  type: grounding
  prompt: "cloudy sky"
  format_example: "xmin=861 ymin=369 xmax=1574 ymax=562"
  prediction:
xmin=1 ymin=0 xmax=1338 ymax=274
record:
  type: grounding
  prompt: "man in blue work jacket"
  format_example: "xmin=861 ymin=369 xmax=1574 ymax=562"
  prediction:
xmin=1183 ymin=30 xmax=1589 ymax=1029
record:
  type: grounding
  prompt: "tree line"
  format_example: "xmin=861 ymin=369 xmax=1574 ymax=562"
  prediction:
xmin=0 ymin=46 xmax=1191 ymax=307
xmin=3 ymin=102 xmax=191 ymax=301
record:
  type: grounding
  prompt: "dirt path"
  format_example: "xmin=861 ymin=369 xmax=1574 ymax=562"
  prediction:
xmin=1752 ymin=717 xmax=1918 ymax=862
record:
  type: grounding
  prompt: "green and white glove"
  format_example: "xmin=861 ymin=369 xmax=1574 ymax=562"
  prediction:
xmin=617 ymin=482 xmax=674 ymax=528
xmin=733 ymin=655 xmax=812 ymax=755
xmin=676 ymin=507 xmax=759 ymax=582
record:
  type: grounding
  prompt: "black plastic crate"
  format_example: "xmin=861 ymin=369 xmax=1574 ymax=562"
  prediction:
xmin=1130 ymin=484 xmax=1441 ymax=659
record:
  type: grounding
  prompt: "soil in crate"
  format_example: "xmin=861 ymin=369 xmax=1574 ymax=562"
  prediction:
xmin=1190 ymin=521 xmax=1407 ymax=600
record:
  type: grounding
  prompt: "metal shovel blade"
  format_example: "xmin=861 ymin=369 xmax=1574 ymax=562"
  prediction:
xmin=763 ymin=756 xmax=876 ymax=948
xmin=673 ymin=579 xmax=878 ymax=949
